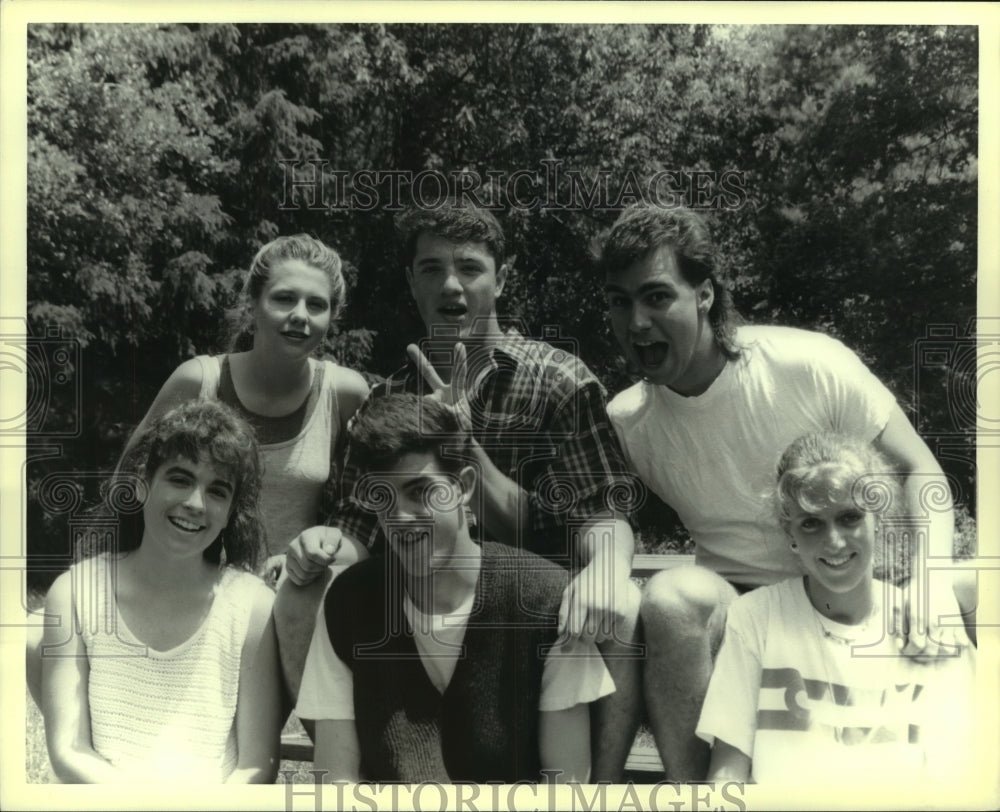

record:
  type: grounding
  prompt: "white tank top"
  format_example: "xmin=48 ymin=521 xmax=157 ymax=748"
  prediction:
xmin=75 ymin=554 xmax=260 ymax=781
xmin=196 ymin=355 xmax=340 ymax=556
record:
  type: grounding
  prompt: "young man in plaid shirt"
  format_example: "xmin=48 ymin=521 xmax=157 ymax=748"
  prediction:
xmin=275 ymin=200 xmax=643 ymax=781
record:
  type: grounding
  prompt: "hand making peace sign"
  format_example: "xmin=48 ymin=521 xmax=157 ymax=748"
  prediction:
xmin=407 ymin=341 xmax=475 ymax=432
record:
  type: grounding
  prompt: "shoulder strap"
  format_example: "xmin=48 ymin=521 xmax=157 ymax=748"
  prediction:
xmin=73 ymin=554 xmax=114 ymax=642
xmin=194 ymin=355 xmax=222 ymax=401
xmin=214 ymin=568 xmax=258 ymax=640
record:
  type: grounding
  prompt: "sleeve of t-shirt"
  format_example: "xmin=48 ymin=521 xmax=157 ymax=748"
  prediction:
xmin=538 ymin=637 xmax=616 ymax=712
xmin=294 ymin=598 xmax=355 ymax=721
xmin=695 ymin=599 xmax=763 ymax=758
xmin=810 ymin=334 xmax=898 ymax=439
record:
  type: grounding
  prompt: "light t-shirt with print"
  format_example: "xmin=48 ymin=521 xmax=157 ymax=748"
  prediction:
xmin=696 ymin=577 xmax=976 ymax=785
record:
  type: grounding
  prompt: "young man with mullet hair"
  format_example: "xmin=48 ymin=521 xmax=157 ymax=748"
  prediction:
xmin=297 ymin=394 xmax=613 ymax=782
xmin=275 ymin=200 xmax=643 ymax=781
xmin=599 ymin=202 xmax=976 ymax=781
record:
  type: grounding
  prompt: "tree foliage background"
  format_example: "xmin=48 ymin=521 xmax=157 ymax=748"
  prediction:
xmin=24 ymin=23 xmax=978 ymax=586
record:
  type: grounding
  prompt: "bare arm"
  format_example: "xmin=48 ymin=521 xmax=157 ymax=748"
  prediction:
xmin=874 ymin=405 xmax=967 ymax=657
xmin=334 ymin=367 xmax=370 ymax=442
xmin=314 ymin=720 xmax=362 ymax=782
xmin=875 ymin=405 xmax=954 ymax=560
xmin=42 ymin=573 xmax=132 ymax=783
xmin=539 ymin=705 xmax=591 ymax=782
xmin=466 ymin=439 xmax=528 ymax=545
xmin=559 ymin=517 xmax=637 ymax=644
xmin=707 ymin=739 xmax=751 ymax=782
xmin=405 ymin=342 xmax=526 ymax=544
xmin=226 ymin=584 xmax=282 ymax=784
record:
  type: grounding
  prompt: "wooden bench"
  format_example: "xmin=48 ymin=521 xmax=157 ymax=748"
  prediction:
xmin=279 ymin=554 xmax=692 ymax=780
xmin=631 ymin=553 xmax=695 ymax=578
xmin=280 ymin=732 xmax=665 ymax=780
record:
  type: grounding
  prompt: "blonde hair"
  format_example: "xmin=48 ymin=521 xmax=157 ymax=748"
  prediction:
xmin=774 ymin=433 xmax=899 ymax=533
xmin=228 ymin=234 xmax=346 ymax=352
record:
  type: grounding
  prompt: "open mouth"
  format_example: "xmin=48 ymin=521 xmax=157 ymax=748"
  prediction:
xmin=438 ymin=304 xmax=468 ymax=319
xmin=633 ymin=342 xmax=668 ymax=369
xmin=168 ymin=516 xmax=205 ymax=533
xmin=819 ymin=552 xmax=856 ymax=570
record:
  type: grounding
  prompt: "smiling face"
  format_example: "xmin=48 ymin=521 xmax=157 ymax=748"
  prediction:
xmin=252 ymin=259 xmax=333 ymax=358
xmin=377 ymin=451 xmax=476 ymax=578
xmin=605 ymin=245 xmax=723 ymax=395
xmin=405 ymin=231 xmax=507 ymax=341
xmin=788 ymin=485 xmax=876 ymax=607
xmin=141 ymin=453 xmax=235 ymax=560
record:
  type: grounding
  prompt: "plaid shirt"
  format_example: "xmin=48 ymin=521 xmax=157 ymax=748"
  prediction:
xmin=332 ymin=330 xmax=640 ymax=563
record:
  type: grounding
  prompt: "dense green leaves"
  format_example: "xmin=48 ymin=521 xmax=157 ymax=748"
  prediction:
xmin=25 ymin=23 xmax=978 ymax=577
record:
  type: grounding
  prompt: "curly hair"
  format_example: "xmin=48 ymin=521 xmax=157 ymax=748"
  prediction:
xmin=394 ymin=199 xmax=506 ymax=270
xmin=228 ymin=233 xmax=346 ymax=353
xmin=597 ymin=203 xmax=742 ymax=360
xmin=773 ymin=432 xmax=901 ymax=534
xmin=115 ymin=400 xmax=266 ymax=571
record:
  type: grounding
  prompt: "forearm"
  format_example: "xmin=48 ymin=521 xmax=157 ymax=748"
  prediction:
xmin=574 ymin=517 xmax=634 ymax=575
xmin=469 ymin=439 xmax=528 ymax=546
xmin=707 ymin=740 xmax=751 ymax=782
xmin=225 ymin=764 xmax=278 ymax=784
xmin=901 ymin=471 xmax=965 ymax=637
xmin=875 ymin=407 xmax=956 ymax=567
xmin=314 ymin=720 xmax=361 ymax=782
xmin=49 ymin=746 xmax=133 ymax=784
xmin=902 ymin=470 xmax=955 ymax=562
xmin=539 ymin=706 xmax=591 ymax=782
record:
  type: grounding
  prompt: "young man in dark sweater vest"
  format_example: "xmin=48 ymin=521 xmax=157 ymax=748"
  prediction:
xmin=279 ymin=200 xmax=643 ymax=780
xmin=298 ymin=394 xmax=614 ymax=782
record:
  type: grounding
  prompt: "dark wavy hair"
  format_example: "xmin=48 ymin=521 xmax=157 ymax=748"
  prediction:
xmin=394 ymin=199 xmax=506 ymax=270
xmin=348 ymin=394 xmax=472 ymax=476
xmin=597 ymin=203 xmax=742 ymax=360
xmin=115 ymin=400 xmax=266 ymax=571
xmin=228 ymin=233 xmax=346 ymax=353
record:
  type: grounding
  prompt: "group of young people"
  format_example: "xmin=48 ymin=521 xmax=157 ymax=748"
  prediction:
xmin=35 ymin=199 xmax=977 ymax=786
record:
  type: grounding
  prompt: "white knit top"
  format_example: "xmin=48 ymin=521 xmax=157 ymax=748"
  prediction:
xmin=74 ymin=554 xmax=260 ymax=782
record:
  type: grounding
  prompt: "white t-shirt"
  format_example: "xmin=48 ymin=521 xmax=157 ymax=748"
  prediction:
xmin=607 ymin=326 xmax=898 ymax=586
xmin=297 ymin=589 xmax=615 ymax=720
xmin=696 ymin=578 xmax=976 ymax=785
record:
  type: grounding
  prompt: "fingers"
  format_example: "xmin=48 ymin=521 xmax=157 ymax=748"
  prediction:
xmin=895 ymin=596 xmax=967 ymax=661
xmin=285 ymin=528 xmax=342 ymax=586
xmin=284 ymin=552 xmax=323 ymax=586
xmin=263 ymin=554 xmax=284 ymax=588
xmin=558 ymin=574 xmax=620 ymax=645
xmin=407 ymin=344 xmax=445 ymax=392
xmin=557 ymin=588 xmax=570 ymax=640
xmin=558 ymin=582 xmax=586 ymax=641
xmin=453 ymin=342 xmax=468 ymax=394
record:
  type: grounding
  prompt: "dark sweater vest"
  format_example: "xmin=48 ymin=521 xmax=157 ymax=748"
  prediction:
xmin=325 ymin=541 xmax=568 ymax=783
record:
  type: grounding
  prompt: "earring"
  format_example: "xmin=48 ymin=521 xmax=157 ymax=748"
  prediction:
xmin=789 ymin=542 xmax=798 ymax=551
